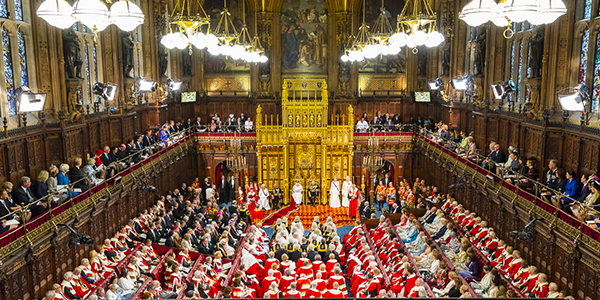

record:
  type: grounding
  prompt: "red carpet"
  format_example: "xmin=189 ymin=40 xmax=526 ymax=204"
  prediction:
xmin=262 ymin=201 xmax=297 ymax=226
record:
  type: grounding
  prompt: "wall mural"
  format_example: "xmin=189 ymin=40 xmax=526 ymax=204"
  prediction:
xmin=280 ymin=0 xmax=328 ymax=74
xmin=358 ymin=0 xmax=406 ymax=74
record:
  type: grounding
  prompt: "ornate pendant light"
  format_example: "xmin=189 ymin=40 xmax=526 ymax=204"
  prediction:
xmin=161 ymin=0 xmax=215 ymax=53
xmin=209 ymin=0 xmax=239 ymax=56
xmin=528 ymin=0 xmax=568 ymax=25
xmin=109 ymin=0 xmax=145 ymax=32
xmin=71 ymin=0 xmax=111 ymax=32
xmin=394 ymin=0 xmax=444 ymax=53
xmin=37 ymin=0 xmax=145 ymax=33
xmin=459 ymin=0 xmax=499 ymax=27
xmin=36 ymin=0 xmax=75 ymax=29
xmin=459 ymin=0 xmax=566 ymax=38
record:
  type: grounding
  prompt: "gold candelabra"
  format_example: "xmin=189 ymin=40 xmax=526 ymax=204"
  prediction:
xmin=226 ymin=138 xmax=247 ymax=187
xmin=362 ymin=136 xmax=385 ymax=210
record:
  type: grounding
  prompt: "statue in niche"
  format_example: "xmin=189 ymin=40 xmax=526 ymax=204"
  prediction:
xmin=529 ymin=25 xmax=545 ymax=79
xmin=417 ymin=47 xmax=427 ymax=76
xmin=122 ymin=32 xmax=134 ymax=78
xmin=182 ymin=51 xmax=193 ymax=76
xmin=442 ymin=38 xmax=451 ymax=76
xmin=259 ymin=49 xmax=271 ymax=76
xmin=62 ymin=28 xmax=83 ymax=79
xmin=158 ymin=40 xmax=168 ymax=78
xmin=386 ymin=52 xmax=406 ymax=73
xmin=338 ymin=49 xmax=350 ymax=77
xmin=473 ymin=28 xmax=487 ymax=76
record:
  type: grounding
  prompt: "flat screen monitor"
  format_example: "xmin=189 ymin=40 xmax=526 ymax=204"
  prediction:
xmin=181 ymin=92 xmax=197 ymax=103
xmin=414 ymin=91 xmax=431 ymax=102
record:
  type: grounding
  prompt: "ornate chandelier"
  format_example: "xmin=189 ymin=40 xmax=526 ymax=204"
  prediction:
xmin=160 ymin=0 xmax=217 ymax=53
xmin=460 ymin=0 xmax=566 ymax=37
xmin=37 ymin=0 xmax=144 ymax=33
xmin=393 ymin=0 xmax=444 ymax=53
xmin=341 ymin=0 xmax=402 ymax=62
xmin=226 ymin=138 xmax=247 ymax=174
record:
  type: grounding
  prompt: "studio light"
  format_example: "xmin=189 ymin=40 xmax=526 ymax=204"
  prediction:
xmin=142 ymin=185 xmax=157 ymax=193
xmin=58 ymin=224 xmax=94 ymax=246
xmin=92 ymin=82 xmax=118 ymax=100
xmin=15 ymin=86 xmax=47 ymax=113
xmin=137 ymin=78 xmax=158 ymax=93
xmin=557 ymin=83 xmax=589 ymax=112
xmin=166 ymin=79 xmax=182 ymax=91
xmin=491 ymin=80 xmax=515 ymax=100
xmin=451 ymin=76 xmax=473 ymax=91
xmin=428 ymin=78 xmax=444 ymax=91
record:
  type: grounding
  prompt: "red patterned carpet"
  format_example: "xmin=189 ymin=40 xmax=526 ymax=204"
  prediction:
xmin=263 ymin=204 xmax=355 ymax=229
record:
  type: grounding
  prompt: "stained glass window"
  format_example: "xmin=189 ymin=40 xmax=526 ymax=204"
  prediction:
xmin=517 ymin=40 xmax=523 ymax=102
xmin=84 ymin=42 xmax=91 ymax=104
xmin=93 ymin=42 xmax=98 ymax=83
xmin=137 ymin=49 xmax=141 ymax=77
xmin=580 ymin=28 xmax=590 ymax=84
xmin=0 ymin=0 xmax=8 ymax=19
xmin=77 ymin=89 xmax=82 ymax=105
xmin=585 ymin=0 xmax=592 ymax=19
xmin=17 ymin=31 xmax=27 ymax=87
xmin=509 ymin=41 xmax=515 ymax=102
xmin=592 ymin=32 xmax=600 ymax=114
xmin=14 ymin=0 xmax=23 ymax=21
xmin=3 ymin=29 xmax=15 ymax=115
xmin=527 ymin=42 xmax=532 ymax=78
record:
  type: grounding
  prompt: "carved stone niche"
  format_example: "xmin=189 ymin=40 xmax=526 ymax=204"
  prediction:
xmin=525 ymin=78 xmax=542 ymax=119
xmin=65 ymin=80 xmax=83 ymax=114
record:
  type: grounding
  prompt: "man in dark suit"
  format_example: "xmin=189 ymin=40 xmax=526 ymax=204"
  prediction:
xmin=483 ymin=144 xmax=506 ymax=171
xmin=198 ymin=237 xmax=213 ymax=255
xmin=143 ymin=129 xmax=155 ymax=147
xmin=69 ymin=158 xmax=90 ymax=191
xmin=100 ymin=146 xmax=114 ymax=166
xmin=195 ymin=117 xmax=203 ymax=132
xmin=218 ymin=175 xmax=229 ymax=205
xmin=239 ymin=112 xmax=247 ymax=124
xmin=29 ymin=201 xmax=48 ymax=220
xmin=0 ymin=189 xmax=16 ymax=219
xmin=202 ymin=177 xmax=211 ymax=192
xmin=390 ymin=203 xmax=401 ymax=214
xmin=11 ymin=176 xmax=38 ymax=206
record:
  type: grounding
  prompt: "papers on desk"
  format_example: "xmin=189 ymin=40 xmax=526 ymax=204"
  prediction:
xmin=180 ymin=266 xmax=190 ymax=273
xmin=57 ymin=185 xmax=68 ymax=193
xmin=6 ymin=220 xmax=19 ymax=226
xmin=223 ymin=262 xmax=232 ymax=269
xmin=73 ymin=188 xmax=82 ymax=193
xmin=139 ymin=233 xmax=147 ymax=239
xmin=586 ymin=220 xmax=597 ymax=224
